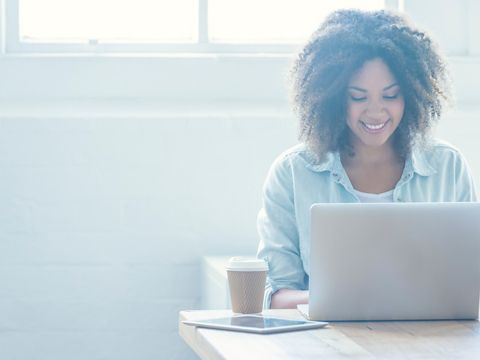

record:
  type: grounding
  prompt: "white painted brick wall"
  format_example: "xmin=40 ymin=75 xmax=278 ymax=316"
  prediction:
xmin=0 ymin=105 xmax=297 ymax=360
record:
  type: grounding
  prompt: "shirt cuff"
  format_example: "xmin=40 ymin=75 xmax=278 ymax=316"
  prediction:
xmin=263 ymin=282 xmax=279 ymax=309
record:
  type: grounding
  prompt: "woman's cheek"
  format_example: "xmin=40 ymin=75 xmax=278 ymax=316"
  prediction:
xmin=392 ymin=99 xmax=405 ymax=119
xmin=347 ymin=102 xmax=364 ymax=120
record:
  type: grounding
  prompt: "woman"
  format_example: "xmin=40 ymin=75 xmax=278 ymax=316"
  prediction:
xmin=257 ymin=9 xmax=477 ymax=309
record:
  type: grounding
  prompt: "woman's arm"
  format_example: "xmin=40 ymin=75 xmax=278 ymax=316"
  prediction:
xmin=453 ymin=150 xmax=478 ymax=202
xmin=270 ymin=289 xmax=309 ymax=309
xmin=257 ymin=153 xmax=308 ymax=309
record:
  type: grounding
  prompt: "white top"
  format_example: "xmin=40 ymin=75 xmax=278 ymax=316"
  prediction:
xmin=352 ymin=189 xmax=394 ymax=203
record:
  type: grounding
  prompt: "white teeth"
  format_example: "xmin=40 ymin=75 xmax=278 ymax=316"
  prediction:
xmin=363 ymin=121 xmax=386 ymax=130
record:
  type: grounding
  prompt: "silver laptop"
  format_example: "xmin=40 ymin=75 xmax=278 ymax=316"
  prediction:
xmin=300 ymin=202 xmax=480 ymax=321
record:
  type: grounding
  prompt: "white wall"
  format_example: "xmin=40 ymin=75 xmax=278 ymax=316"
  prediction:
xmin=0 ymin=1 xmax=479 ymax=359
xmin=0 ymin=102 xmax=297 ymax=359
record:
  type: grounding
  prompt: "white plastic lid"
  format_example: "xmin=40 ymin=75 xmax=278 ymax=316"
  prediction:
xmin=226 ymin=257 xmax=268 ymax=272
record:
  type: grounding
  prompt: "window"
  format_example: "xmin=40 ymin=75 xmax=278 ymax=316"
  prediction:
xmin=209 ymin=0 xmax=384 ymax=44
xmin=19 ymin=0 xmax=198 ymax=43
xmin=6 ymin=0 xmax=387 ymax=53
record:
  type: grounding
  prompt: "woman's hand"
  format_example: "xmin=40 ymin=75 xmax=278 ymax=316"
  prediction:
xmin=270 ymin=289 xmax=309 ymax=309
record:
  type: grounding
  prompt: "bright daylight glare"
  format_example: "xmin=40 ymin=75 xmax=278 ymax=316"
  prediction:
xmin=209 ymin=0 xmax=384 ymax=43
xmin=19 ymin=0 xmax=198 ymax=42
xmin=19 ymin=0 xmax=384 ymax=44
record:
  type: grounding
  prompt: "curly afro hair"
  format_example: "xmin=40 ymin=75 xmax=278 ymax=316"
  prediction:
xmin=289 ymin=9 xmax=450 ymax=160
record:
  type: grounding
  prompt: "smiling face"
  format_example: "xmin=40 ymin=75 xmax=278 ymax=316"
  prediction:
xmin=346 ymin=58 xmax=405 ymax=152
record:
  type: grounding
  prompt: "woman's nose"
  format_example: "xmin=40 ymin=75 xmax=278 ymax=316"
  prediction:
xmin=365 ymin=101 xmax=387 ymax=119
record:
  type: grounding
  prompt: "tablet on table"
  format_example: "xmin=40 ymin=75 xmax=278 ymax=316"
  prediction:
xmin=182 ymin=314 xmax=328 ymax=334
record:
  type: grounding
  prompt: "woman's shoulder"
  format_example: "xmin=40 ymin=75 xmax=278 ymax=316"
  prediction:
xmin=264 ymin=144 xmax=334 ymax=192
xmin=420 ymin=139 xmax=477 ymax=201
xmin=272 ymin=143 xmax=332 ymax=170
xmin=417 ymin=138 xmax=469 ymax=173
xmin=423 ymin=138 xmax=465 ymax=161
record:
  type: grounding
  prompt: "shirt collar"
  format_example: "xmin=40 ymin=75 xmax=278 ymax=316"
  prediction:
xmin=410 ymin=146 xmax=436 ymax=176
xmin=303 ymin=150 xmax=336 ymax=173
xmin=304 ymin=146 xmax=436 ymax=177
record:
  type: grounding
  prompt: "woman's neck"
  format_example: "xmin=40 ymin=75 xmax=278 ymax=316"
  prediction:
xmin=342 ymin=138 xmax=402 ymax=168
xmin=341 ymin=138 xmax=405 ymax=194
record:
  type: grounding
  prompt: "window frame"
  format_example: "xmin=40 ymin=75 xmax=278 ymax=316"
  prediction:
xmin=468 ymin=0 xmax=480 ymax=55
xmin=4 ymin=0 xmax=396 ymax=54
xmin=0 ymin=0 xmax=478 ymax=105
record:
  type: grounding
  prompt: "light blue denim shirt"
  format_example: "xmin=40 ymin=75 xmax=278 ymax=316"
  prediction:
xmin=256 ymin=139 xmax=477 ymax=308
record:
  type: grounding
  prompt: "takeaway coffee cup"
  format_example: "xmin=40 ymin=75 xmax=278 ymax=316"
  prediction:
xmin=226 ymin=257 xmax=268 ymax=314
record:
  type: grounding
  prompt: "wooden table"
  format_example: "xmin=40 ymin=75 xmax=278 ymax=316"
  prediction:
xmin=179 ymin=309 xmax=480 ymax=359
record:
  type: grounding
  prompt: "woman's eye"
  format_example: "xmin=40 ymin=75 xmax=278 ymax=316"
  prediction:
xmin=350 ymin=96 xmax=366 ymax=102
xmin=383 ymin=94 xmax=399 ymax=100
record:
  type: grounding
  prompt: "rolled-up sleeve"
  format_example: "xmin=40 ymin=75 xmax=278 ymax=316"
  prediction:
xmin=256 ymin=155 xmax=307 ymax=309
xmin=454 ymin=151 xmax=478 ymax=202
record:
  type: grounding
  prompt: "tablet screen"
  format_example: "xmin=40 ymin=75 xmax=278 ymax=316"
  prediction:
xmin=183 ymin=315 xmax=328 ymax=334
xmin=201 ymin=316 xmax=311 ymax=328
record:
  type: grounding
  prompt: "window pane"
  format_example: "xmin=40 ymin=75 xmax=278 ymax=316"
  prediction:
xmin=19 ymin=0 xmax=198 ymax=43
xmin=209 ymin=0 xmax=384 ymax=43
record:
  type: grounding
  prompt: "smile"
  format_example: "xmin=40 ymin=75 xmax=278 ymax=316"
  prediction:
xmin=361 ymin=120 xmax=389 ymax=132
